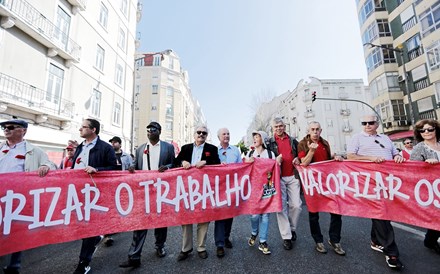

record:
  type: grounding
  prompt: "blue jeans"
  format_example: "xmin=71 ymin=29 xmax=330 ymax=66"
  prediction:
xmin=250 ymin=213 xmax=269 ymax=243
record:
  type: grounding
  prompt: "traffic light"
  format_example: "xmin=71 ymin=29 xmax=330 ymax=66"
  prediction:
xmin=312 ymin=91 xmax=317 ymax=102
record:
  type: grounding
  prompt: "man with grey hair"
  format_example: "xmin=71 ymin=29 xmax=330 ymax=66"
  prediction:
xmin=175 ymin=125 xmax=220 ymax=261
xmin=297 ymin=121 xmax=345 ymax=255
xmin=267 ymin=117 xmax=301 ymax=251
xmin=347 ymin=114 xmax=404 ymax=270
xmin=214 ymin=127 xmax=242 ymax=258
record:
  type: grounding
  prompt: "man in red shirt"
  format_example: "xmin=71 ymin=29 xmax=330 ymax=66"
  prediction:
xmin=267 ymin=117 xmax=301 ymax=250
xmin=297 ymin=121 xmax=345 ymax=256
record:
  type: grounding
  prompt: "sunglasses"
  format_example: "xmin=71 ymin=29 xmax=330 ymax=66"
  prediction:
xmin=1 ymin=125 xmax=22 ymax=131
xmin=404 ymin=142 xmax=413 ymax=145
xmin=147 ymin=127 xmax=159 ymax=133
xmin=361 ymin=121 xmax=376 ymax=126
xmin=196 ymin=131 xmax=208 ymax=136
xmin=374 ymin=139 xmax=385 ymax=148
xmin=417 ymin=127 xmax=436 ymax=133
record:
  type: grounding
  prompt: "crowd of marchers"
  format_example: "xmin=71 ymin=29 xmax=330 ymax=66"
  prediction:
xmin=1 ymin=113 xmax=440 ymax=274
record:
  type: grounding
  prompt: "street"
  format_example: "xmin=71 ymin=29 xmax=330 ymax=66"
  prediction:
xmin=1 ymin=198 xmax=439 ymax=274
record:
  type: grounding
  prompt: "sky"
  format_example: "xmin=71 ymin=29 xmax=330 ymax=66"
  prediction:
xmin=138 ymin=0 xmax=368 ymax=144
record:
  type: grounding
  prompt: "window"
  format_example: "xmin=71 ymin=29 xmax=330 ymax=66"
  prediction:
xmin=91 ymin=89 xmax=101 ymax=117
xmin=166 ymin=103 xmax=173 ymax=116
xmin=362 ymin=19 xmax=391 ymax=44
xmin=120 ymin=0 xmax=128 ymax=16
xmin=151 ymin=105 xmax=157 ymax=111
xmin=370 ymin=72 xmax=400 ymax=97
xmin=417 ymin=97 xmax=434 ymax=112
xmin=99 ymin=2 xmax=108 ymax=29
xmin=46 ymin=64 xmax=64 ymax=104
xmin=323 ymin=87 xmax=329 ymax=95
xmin=401 ymin=5 xmax=416 ymax=32
xmin=391 ymin=100 xmax=406 ymax=121
xmin=366 ymin=45 xmax=396 ymax=73
xmin=169 ymin=58 xmax=174 ymax=70
xmin=426 ymin=40 xmax=440 ymax=71
xmin=411 ymin=65 xmax=428 ymax=82
xmin=167 ymin=86 xmax=174 ymax=96
xmin=118 ymin=28 xmax=126 ymax=50
xmin=113 ymin=102 xmax=121 ymax=124
xmin=420 ymin=1 xmax=440 ymax=37
xmin=95 ymin=45 xmax=105 ymax=71
xmin=325 ymin=103 xmax=332 ymax=111
xmin=327 ymin=119 xmax=333 ymax=127
xmin=152 ymin=85 xmax=158 ymax=94
xmin=115 ymin=63 xmax=124 ymax=86
xmin=153 ymin=55 xmax=161 ymax=66
xmin=54 ymin=7 xmax=71 ymax=50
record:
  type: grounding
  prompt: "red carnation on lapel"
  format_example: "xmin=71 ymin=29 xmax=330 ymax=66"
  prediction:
xmin=76 ymin=157 xmax=82 ymax=164
xmin=205 ymin=152 xmax=211 ymax=157
xmin=144 ymin=149 xmax=149 ymax=154
xmin=15 ymin=155 xmax=25 ymax=159
xmin=2 ymin=149 xmax=9 ymax=154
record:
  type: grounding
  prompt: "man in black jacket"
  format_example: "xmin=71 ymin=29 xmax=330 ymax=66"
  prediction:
xmin=175 ymin=125 xmax=220 ymax=261
xmin=71 ymin=118 xmax=117 ymax=274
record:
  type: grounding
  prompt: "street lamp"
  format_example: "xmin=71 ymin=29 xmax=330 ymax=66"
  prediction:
xmin=363 ymin=43 xmax=415 ymax=128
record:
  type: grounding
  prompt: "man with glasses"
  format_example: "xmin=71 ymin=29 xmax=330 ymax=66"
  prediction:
xmin=214 ymin=128 xmax=242 ymax=258
xmin=267 ymin=117 xmax=301 ymax=251
xmin=175 ymin=125 xmax=220 ymax=261
xmin=400 ymin=138 xmax=413 ymax=160
xmin=347 ymin=114 xmax=404 ymax=270
xmin=71 ymin=118 xmax=117 ymax=274
xmin=119 ymin=122 xmax=175 ymax=268
xmin=1 ymin=119 xmax=56 ymax=274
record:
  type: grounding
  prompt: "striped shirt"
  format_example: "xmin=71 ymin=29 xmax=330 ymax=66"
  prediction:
xmin=347 ymin=131 xmax=398 ymax=160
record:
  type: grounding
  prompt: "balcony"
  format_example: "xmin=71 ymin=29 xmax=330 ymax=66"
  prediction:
xmin=342 ymin=126 xmax=352 ymax=133
xmin=419 ymin=109 xmax=437 ymax=120
xmin=304 ymin=110 xmax=315 ymax=118
xmin=402 ymin=17 xmax=417 ymax=32
xmin=0 ymin=72 xmax=75 ymax=120
xmin=407 ymin=46 xmax=423 ymax=62
xmin=413 ymin=77 xmax=429 ymax=91
xmin=67 ymin=0 xmax=86 ymax=13
xmin=0 ymin=0 xmax=81 ymax=63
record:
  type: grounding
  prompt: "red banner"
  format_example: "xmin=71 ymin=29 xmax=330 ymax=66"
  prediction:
xmin=0 ymin=159 xmax=280 ymax=256
xmin=296 ymin=160 xmax=440 ymax=231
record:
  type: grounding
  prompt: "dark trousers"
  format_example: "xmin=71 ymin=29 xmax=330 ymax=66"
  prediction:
xmin=4 ymin=251 xmax=21 ymax=270
xmin=371 ymin=219 xmax=399 ymax=257
xmin=309 ymin=212 xmax=342 ymax=243
xmin=214 ymin=218 xmax=233 ymax=247
xmin=425 ymin=229 xmax=440 ymax=247
xmin=128 ymin=227 xmax=167 ymax=260
xmin=79 ymin=236 xmax=103 ymax=263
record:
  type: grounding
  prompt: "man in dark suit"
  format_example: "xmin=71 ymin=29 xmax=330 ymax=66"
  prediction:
xmin=119 ymin=122 xmax=175 ymax=268
xmin=175 ymin=125 xmax=220 ymax=261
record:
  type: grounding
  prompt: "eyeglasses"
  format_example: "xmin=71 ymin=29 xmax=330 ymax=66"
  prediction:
xmin=196 ymin=131 xmax=208 ymax=136
xmin=1 ymin=125 xmax=22 ymax=131
xmin=361 ymin=121 xmax=376 ymax=126
xmin=404 ymin=141 xmax=413 ymax=145
xmin=417 ymin=127 xmax=436 ymax=133
xmin=374 ymin=139 xmax=385 ymax=148
xmin=147 ymin=127 xmax=159 ymax=133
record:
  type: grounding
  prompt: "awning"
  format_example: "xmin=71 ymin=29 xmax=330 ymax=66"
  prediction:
xmin=388 ymin=130 xmax=414 ymax=141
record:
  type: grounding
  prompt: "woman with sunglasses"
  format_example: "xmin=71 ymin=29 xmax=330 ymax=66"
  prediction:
xmin=410 ymin=119 xmax=440 ymax=255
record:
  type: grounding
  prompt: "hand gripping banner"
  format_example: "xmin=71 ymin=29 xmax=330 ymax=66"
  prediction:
xmin=296 ymin=160 xmax=440 ymax=231
xmin=0 ymin=159 xmax=280 ymax=256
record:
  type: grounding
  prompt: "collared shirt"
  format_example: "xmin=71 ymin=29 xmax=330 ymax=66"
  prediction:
xmin=218 ymin=144 xmax=242 ymax=164
xmin=0 ymin=141 xmax=26 ymax=173
xmin=275 ymin=134 xmax=294 ymax=176
xmin=298 ymin=140 xmax=329 ymax=162
xmin=142 ymin=141 xmax=160 ymax=170
xmin=191 ymin=142 xmax=205 ymax=165
xmin=347 ymin=131 xmax=398 ymax=160
xmin=74 ymin=137 xmax=98 ymax=169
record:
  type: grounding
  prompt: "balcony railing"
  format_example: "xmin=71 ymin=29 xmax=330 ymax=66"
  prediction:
xmin=407 ymin=46 xmax=423 ymax=61
xmin=340 ymin=109 xmax=351 ymax=116
xmin=413 ymin=77 xmax=429 ymax=91
xmin=0 ymin=0 xmax=81 ymax=61
xmin=419 ymin=109 xmax=437 ymax=120
xmin=0 ymin=72 xmax=75 ymax=119
xmin=402 ymin=16 xmax=417 ymax=32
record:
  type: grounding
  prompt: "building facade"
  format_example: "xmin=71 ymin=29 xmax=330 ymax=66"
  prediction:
xmin=0 ymin=0 xmax=139 ymax=163
xmin=133 ymin=49 xmax=205 ymax=149
xmin=248 ymin=77 xmax=371 ymax=155
xmin=356 ymin=0 xmax=440 ymax=140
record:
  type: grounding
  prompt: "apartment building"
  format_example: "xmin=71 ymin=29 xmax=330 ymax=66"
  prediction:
xmin=0 ymin=0 xmax=139 ymax=163
xmin=248 ymin=77 xmax=371 ymax=155
xmin=133 ymin=49 xmax=205 ymax=149
xmin=356 ymin=0 xmax=440 ymax=141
